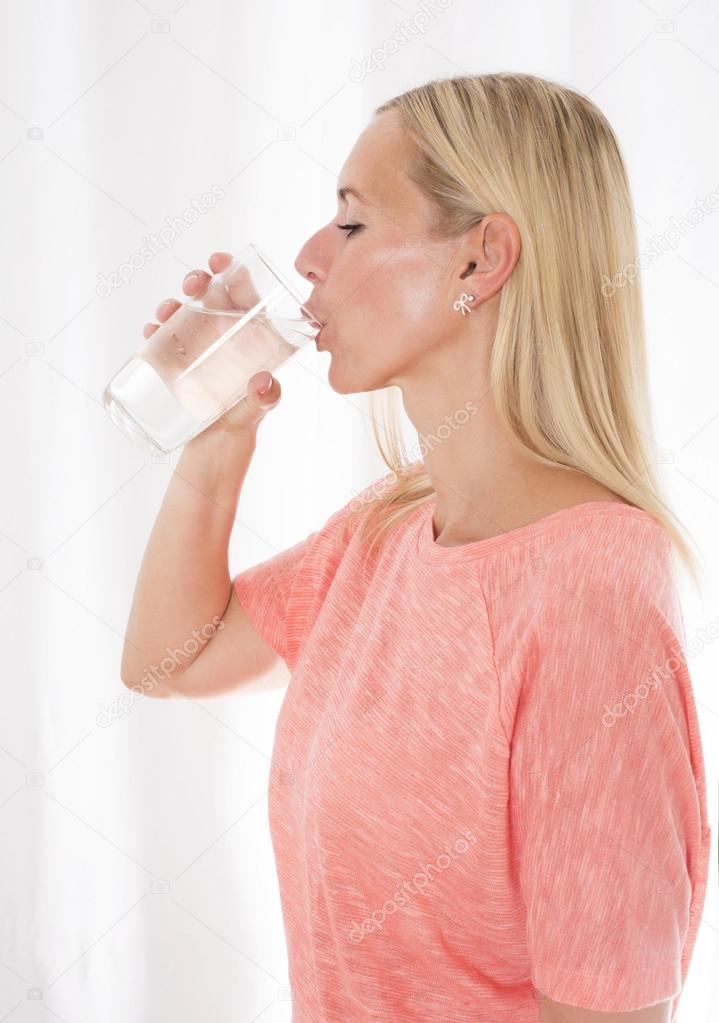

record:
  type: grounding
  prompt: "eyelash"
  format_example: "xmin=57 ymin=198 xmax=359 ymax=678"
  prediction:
xmin=336 ymin=222 xmax=363 ymax=237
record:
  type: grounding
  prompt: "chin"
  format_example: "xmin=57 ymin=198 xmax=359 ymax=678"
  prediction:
xmin=326 ymin=368 xmax=359 ymax=395
xmin=325 ymin=358 xmax=375 ymax=396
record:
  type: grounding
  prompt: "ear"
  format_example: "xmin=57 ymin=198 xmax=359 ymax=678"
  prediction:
xmin=452 ymin=213 xmax=521 ymax=307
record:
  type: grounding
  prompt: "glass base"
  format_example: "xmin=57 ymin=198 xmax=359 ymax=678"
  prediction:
xmin=103 ymin=388 xmax=168 ymax=455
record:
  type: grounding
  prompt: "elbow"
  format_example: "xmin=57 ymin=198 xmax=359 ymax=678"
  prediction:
xmin=121 ymin=676 xmax=172 ymax=699
xmin=120 ymin=660 xmax=172 ymax=699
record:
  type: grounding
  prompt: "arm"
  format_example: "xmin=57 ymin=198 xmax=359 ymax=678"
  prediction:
xmin=119 ymin=420 xmax=281 ymax=698
xmin=537 ymin=991 xmax=672 ymax=1023
xmin=119 ymin=252 xmax=285 ymax=698
xmin=507 ymin=534 xmax=706 ymax=1018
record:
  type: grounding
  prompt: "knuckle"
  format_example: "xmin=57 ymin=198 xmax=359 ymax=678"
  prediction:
xmin=185 ymin=269 xmax=208 ymax=284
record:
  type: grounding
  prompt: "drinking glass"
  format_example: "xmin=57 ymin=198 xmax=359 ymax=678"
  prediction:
xmin=102 ymin=243 xmax=320 ymax=453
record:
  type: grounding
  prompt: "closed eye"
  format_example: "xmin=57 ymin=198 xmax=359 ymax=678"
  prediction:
xmin=336 ymin=223 xmax=363 ymax=238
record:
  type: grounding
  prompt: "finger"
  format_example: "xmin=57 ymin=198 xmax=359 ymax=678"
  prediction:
xmin=222 ymin=261 xmax=262 ymax=311
xmin=143 ymin=322 xmax=159 ymax=339
xmin=247 ymin=370 xmax=280 ymax=407
xmin=208 ymin=251 xmax=233 ymax=274
xmin=197 ymin=261 xmax=248 ymax=313
xmin=156 ymin=298 xmax=181 ymax=321
xmin=207 ymin=252 xmax=261 ymax=311
xmin=182 ymin=269 xmax=211 ymax=297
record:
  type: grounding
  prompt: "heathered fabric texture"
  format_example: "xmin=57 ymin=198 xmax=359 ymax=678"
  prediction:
xmin=233 ymin=482 xmax=710 ymax=1023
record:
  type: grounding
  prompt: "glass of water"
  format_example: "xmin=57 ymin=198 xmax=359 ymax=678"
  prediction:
xmin=102 ymin=243 xmax=320 ymax=453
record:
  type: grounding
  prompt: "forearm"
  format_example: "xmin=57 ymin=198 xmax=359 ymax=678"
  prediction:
xmin=537 ymin=990 xmax=672 ymax=1023
xmin=120 ymin=424 xmax=257 ymax=689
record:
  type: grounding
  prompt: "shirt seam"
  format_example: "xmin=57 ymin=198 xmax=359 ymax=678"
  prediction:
xmin=468 ymin=519 xmax=668 ymax=750
xmin=472 ymin=566 xmax=513 ymax=748
xmin=418 ymin=505 xmax=667 ymax=564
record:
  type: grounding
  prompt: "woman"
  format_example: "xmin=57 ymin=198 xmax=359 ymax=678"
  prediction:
xmin=121 ymin=73 xmax=710 ymax=1022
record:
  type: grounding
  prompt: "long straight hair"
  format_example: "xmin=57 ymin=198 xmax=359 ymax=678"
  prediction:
xmin=339 ymin=72 xmax=703 ymax=591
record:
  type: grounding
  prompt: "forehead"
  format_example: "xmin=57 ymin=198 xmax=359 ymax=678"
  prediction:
xmin=337 ymin=110 xmax=423 ymax=220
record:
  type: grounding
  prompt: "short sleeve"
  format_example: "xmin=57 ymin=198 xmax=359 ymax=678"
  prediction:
xmin=509 ymin=564 xmax=707 ymax=1014
xmin=232 ymin=501 xmax=352 ymax=672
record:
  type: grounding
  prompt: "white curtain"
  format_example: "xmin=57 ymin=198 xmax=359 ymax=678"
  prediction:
xmin=2 ymin=1 xmax=716 ymax=1019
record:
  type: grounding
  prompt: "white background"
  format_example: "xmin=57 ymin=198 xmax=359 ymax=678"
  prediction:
xmin=0 ymin=0 xmax=717 ymax=1020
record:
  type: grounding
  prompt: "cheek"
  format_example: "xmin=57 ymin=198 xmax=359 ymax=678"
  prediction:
xmin=363 ymin=256 xmax=447 ymax=357
xmin=344 ymin=245 xmax=446 ymax=334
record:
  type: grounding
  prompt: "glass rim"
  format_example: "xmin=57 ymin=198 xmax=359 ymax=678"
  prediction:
xmin=246 ymin=242 xmax=308 ymax=312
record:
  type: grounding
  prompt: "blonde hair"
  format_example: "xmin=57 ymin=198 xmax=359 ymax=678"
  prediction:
xmin=339 ymin=72 xmax=703 ymax=591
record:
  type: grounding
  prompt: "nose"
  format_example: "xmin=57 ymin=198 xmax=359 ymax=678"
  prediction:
xmin=294 ymin=227 xmax=329 ymax=284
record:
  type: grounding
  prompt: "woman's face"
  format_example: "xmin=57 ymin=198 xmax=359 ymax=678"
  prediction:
xmin=294 ymin=109 xmax=466 ymax=396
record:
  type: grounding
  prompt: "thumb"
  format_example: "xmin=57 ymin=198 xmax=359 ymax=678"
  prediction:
xmin=214 ymin=369 xmax=282 ymax=432
xmin=241 ymin=369 xmax=282 ymax=419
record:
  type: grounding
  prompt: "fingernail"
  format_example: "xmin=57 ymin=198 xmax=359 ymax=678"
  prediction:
xmin=257 ymin=371 xmax=272 ymax=394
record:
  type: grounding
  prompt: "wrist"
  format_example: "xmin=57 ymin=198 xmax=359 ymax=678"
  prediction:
xmin=184 ymin=419 xmax=258 ymax=458
xmin=174 ymin=422 xmax=256 ymax=498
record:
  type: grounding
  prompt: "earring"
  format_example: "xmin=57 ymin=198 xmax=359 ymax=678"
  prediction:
xmin=453 ymin=293 xmax=475 ymax=316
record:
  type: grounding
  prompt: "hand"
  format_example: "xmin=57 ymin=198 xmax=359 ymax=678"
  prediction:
xmin=143 ymin=252 xmax=282 ymax=439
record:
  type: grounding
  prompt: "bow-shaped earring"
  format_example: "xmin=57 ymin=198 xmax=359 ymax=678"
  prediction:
xmin=453 ymin=293 xmax=475 ymax=316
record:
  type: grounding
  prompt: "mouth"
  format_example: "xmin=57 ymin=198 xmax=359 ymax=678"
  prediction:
xmin=301 ymin=304 xmax=325 ymax=330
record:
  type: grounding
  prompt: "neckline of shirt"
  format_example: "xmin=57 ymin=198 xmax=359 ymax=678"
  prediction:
xmin=414 ymin=497 xmax=662 ymax=563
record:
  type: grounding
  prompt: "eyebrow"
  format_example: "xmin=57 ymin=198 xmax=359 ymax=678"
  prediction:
xmin=337 ymin=185 xmax=368 ymax=203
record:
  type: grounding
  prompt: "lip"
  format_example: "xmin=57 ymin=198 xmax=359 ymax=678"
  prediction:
xmin=301 ymin=304 xmax=324 ymax=330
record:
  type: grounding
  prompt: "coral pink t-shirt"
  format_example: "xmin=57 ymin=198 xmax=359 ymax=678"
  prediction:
xmin=233 ymin=479 xmax=710 ymax=1023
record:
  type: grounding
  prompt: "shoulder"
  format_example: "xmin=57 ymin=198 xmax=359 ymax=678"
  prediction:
xmin=326 ymin=467 xmax=416 ymax=544
xmin=525 ymin=505 xmax=677 ymax=628
xmin=344 ymin=468 xmax=409 ymax=515
xmin=489 ymin=508 xmax=685 ymax=733
xmin=304 ymin=469 xmax=404 ymax=560
xmin=525 ymin=511 xmax=689 ymax=731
